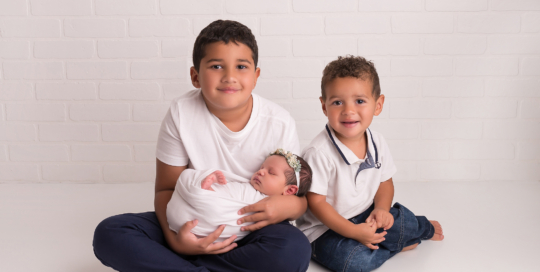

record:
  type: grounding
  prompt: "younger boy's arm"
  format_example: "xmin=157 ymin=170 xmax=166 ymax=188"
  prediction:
xmin=307 ymin=192 xmax=386 ymax=250
xmin=154 ymin=159 xmax=237 ymax=255
xmin=366 ymin=178 xmax=395 ymax=230
xmin=237 ymin=194 xmax=307 ymax=231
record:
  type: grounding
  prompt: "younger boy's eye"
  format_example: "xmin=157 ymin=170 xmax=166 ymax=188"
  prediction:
xmin=356 ymin=99 xmax=365 ymax=104
xmin=332 ymin=101 xmax=342 ymax=106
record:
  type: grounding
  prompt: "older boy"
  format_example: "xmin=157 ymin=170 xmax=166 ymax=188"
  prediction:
xmin=296 ymin=56 xmax=444 ymax=272
xmin=93 ymin=20 xmax=310 ymax=272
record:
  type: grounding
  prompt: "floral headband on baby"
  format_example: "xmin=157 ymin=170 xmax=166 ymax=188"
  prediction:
xmin=270 ymin=148 xmax=301 ymax=193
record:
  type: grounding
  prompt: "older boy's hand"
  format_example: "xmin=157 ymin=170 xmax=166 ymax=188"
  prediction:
xmin=167 ymin=219 xmax=237 ymax=255
xmin=237 ymin=195 xmax=291 ymax=231
xmin=366 ymin=208 xmax=394 ymax=230
xmin=353 ymin=221 xmax=387 ymax=250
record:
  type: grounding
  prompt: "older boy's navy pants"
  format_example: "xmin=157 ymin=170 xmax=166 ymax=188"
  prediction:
xmin=93 ymin=212 xmax=311 ymax=272
xmin=310 ymin=203 xmax=434 ymax=272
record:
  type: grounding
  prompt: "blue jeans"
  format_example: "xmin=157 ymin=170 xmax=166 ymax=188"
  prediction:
xmin=93 ymin=212 xmax=311 ymax=272
xmin=310 ymin=203 xmax=434 ymax=272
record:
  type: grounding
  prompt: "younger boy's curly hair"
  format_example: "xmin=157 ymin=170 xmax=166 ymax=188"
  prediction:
xmin=321 ymin=55 xmax=381 ymax=100
xmin=192 ymin=20 xmax=258 ymax=72
xmin=283 ymin=156 xmax=312 ymax=197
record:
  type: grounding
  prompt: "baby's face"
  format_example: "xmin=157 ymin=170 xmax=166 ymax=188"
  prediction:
xmin=250 ymin=155 xmax=290 ymax=195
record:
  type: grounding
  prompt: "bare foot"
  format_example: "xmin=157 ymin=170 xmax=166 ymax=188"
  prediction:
xmin=402 ymin=243 xmax=418 ymax=252
xmin=430 ymin=220 xmax=444 ymax=241
xmin=201 ymin=170 xmax=227 ymax=191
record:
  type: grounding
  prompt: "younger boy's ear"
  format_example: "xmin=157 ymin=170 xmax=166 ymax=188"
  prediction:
xmin=374 ymin=94 xmax=385 ymax=116
xmin=190 ymin=66 xmax=201 ymax=88
xmin=319 ymin=97 xmax=328 ymax=117
xmin=283 ymin=185 xmax=298 ymax=196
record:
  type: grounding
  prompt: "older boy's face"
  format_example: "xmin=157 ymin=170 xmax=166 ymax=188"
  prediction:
xmin=190 ymin=41 xmax=260 ymax=114
xmin=250 ymin=155 xmax=290 ymax=196
xmin=321 ymin=77 xmax=384 ymax=144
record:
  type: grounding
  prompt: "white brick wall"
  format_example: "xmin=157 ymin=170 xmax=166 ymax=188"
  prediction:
xmin=0 ymin=1 xmax=538 ymax=184
xmin=0 ymin=41 xmax=30 ymax=59
xmin=95 ymin=0 xmax=157 ymax=16
xmin=30 ymin=0 xmax=92 ymax=16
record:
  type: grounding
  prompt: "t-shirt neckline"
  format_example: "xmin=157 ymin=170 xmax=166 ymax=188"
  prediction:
xmin=209 ymin=93 xmax=260 ymax=139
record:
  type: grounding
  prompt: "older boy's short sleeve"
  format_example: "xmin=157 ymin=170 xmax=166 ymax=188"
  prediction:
xmin=302 ymin=147 xmax=334 ymax=196
xmin=377 ymin=134 xmax=397 ymax=183
xmin=156 ymin=103 xmax=189 ymax=167
xmin=282 ymin=117 xmax=301 ymax=155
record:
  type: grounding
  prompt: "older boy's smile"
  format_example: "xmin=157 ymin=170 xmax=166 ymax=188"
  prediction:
xmin=218 ymin=87 xmax=239 ymax=94
xmin=190 ymin=41 xmax=260 ymax=120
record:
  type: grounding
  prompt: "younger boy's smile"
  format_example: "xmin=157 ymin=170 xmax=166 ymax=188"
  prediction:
xmin=321 ymin=76 xmax=384 ymax=146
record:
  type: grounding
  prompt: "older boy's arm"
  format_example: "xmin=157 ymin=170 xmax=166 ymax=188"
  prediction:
xmin=154 ymin=159 xmax=237 ymax=255
xmin=366 ymin=178 xmax=395 ymax=230
xmin=238 ymin=194 xmax=307 ymax=232
xmin=307 ymin=192 xmax=386 ymax=250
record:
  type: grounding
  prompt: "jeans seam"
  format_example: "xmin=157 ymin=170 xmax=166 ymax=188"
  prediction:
xmin=343 ymin=245 xmax=362 ymax=272
xmin=397 ymin=206 xmax=405 ymax=249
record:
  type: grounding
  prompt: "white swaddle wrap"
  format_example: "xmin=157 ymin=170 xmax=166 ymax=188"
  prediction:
xmin=167 ymin=169 xmax=267 ymax=242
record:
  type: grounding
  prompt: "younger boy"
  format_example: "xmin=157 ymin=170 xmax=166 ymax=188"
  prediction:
xmin=296 ymin=56 xmax=444 ymax=272
xmin=93 ymin=20 xmax=311 ymax=272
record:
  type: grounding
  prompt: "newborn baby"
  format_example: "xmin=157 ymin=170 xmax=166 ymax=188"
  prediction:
xmin=167 ymin=149 xmax=312 ymax=242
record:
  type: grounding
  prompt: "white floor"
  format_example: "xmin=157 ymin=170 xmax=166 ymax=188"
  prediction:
xmin=1 ymin=181 xmax=539 ymax=272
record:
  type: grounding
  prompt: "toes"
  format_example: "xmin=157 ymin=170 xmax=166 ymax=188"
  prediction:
xmin=431 ymin=233 xmax=444 ymax=241
xmin=430 ymin=220 xmax=443 ymax=233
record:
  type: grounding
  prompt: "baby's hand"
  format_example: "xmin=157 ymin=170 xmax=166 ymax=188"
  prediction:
xmin=353 ymin=221 xmax=386 ymax=250
xmin=201 ymin=170 xmax=227 ymax=191
xmin=366 ymin=208 xmax=394 ymax=230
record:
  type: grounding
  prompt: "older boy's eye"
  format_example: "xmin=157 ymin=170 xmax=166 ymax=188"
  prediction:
xmin=211 ymin=65 xmax=222 ymax=69
xmin=237 ymin=65 xmax=247 ymax=69
xmin=356 ymin=99 xmax=365 ymax=104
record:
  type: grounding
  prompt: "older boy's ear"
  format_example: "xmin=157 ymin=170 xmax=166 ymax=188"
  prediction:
xmin=284 ymin=185 xmax=298 ymax=196
xmin=374 ymin=94 xmax=385 ymax=116
xmin=319 ymin=97 xmax=328 ymax=117
xmin=190 ymin=66 xmax=201 ymax=88
xmin=253 ymin=67 xmax=261 ymax=85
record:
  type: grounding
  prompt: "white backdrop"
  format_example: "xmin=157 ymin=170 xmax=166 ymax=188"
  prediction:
xmin=0 ymin=0 xmax=539 ymax=184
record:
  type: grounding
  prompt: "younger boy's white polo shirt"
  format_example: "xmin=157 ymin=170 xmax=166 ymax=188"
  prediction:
xmin=156 ymin=89 xmax=300 ymax=180
xmin=297 ymin=124 xmax=397 ymax=243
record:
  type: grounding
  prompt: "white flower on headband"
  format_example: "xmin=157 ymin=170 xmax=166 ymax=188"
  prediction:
xmin=270 ymin=148 xmax=301 ymax=173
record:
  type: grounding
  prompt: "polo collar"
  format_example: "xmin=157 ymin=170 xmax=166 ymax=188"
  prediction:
xmin=325 ymin=124 xmax=377 ymax=166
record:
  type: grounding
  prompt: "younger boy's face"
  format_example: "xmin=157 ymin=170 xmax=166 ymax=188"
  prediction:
xmin=250 ymin=155 xmax=290 ymax=196
xmin=190 ymin=41 xmax=260 ymax=114
xmin=321 ymin=77 xmax=384 ymax=144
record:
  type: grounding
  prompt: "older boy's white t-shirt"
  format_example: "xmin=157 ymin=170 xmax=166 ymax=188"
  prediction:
xmin=156 ymin=89 xmax=300 ymax=179
xmin=296 ymin=125 xmax=397 ymax=243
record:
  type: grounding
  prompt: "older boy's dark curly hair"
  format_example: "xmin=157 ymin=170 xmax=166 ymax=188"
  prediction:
xmin=283 ymin=155 xmax=312 ymax=197
xmin=321 ymin=55 xmax=381 ymax=100
xmin=192 ymin=20 xmax=258 ymax=72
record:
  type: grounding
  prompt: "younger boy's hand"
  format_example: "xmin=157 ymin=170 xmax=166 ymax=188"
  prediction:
xmin=366 ymin=208 xmax=394 ymax=230
xmin=167 ymin=219 xmax=237 ymax=255
xmin=353 ymin=221 xmax=387 ymax=250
